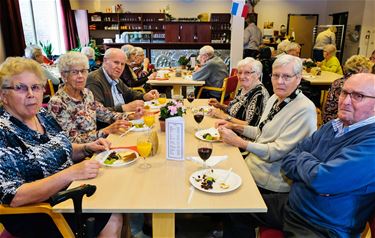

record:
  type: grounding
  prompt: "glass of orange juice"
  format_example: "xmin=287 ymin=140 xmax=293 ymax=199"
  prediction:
xmin=137 ymin=133 xmax=153 ymax=169
xmin=158 ymin=93 xmax=167 ymax=105
xmin=143 ymin=113 xmax=155 ymax=128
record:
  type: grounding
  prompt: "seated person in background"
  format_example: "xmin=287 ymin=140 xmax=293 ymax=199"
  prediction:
xmin=193 ymin=45 xmax=228 ymax=100
xmin=81 ymin=46 xmax=99 ymax=72
xmin=259 ymin=46 xmax=275 ymax=95
xmin=87 ymin=48 xmax=159 ymax=113
xmin=313 ymin=26 xmax=336 ymax=62
xmin=24 ymin=44 xmax=60 ymax=85
xmin=285 ymin=42 xmax=301 ymax=57
xmin=0 ymin=57 xmax=122 ymax=237
xmin=323 ymin=55 xmax=374 ymax=123
xmin=370 ymin=49 xmax=375 ymax=63
xmin=132 ymin=47 xmax=154 ymax=78
xmin=317 ymin=44 xmax=343 ymax=75
xmin=275 ymin=39 xmax=290 ymax=57
xmin=208 ymin=57 xmax=269 ymax=126
xmin=224 ymin=73 xmax=375 ymax=238
xmin=119 ymin=44 xmax=156 ymax=90
xmin=48 ymin=52 xmax=141 ymax=143
xmin=217 ymin=55 xmax=316 ymax=194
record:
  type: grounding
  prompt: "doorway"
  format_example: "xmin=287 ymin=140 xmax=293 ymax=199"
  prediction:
xmin=287 ymin=14 xmax=319 ymax=58
xmin=330 ymin=12 xmax=348 ymax=62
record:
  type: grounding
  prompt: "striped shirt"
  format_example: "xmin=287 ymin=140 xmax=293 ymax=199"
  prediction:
xmin=332 ymin=116 xmax=375 ymax=137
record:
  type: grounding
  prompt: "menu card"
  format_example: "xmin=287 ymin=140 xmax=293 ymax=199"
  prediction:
xmin=166 ymin=117 xmax=185 ymax=161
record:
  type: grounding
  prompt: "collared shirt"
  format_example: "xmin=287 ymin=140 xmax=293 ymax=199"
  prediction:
xmin=332 ymin=116 xmax=375 ymax=137
xmin=103 ymin=68 xmax=125 ymax=107
xmin=243 ymin=23 xmax=263 ymax=50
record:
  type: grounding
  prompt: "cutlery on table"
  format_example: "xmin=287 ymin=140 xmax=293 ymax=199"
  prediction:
xmin=120 ymin=127 xmax=135 ymax=137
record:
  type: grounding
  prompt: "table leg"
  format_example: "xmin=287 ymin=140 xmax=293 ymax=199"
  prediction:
xmin=152 ymin=213 xmax=175 ymax=238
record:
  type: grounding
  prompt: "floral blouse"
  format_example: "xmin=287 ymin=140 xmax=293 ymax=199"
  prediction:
xmin=48 ymin=88 xmax=128 ymax=143
xmin=227 ymin=84 xmax=270 ymax=126
xmin=323 ymin=77 xmax=345 ymax=124
xmin=0 ymin=107 xmax=73 ymax=204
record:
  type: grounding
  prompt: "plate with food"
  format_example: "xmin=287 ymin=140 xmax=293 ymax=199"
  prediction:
xmin=144 ymin=100 xmax=164 ymax=110
xmin=94 ymin=149 xmax=139 ymax=167
xmin=130 ymin=119 xmax=150 ymax=132
xmin=195 ymin=128 xmax=221 ymax=142
xmin=189 ymin=169 xmax=242 ymax=193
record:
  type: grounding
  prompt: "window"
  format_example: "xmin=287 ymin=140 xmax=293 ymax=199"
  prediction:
xmin=19 ymin=0 xmax=66 ymax=55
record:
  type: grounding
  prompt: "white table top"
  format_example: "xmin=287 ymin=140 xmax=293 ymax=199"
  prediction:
xmin=148 ymin=70 xmax=205 ymax=87
xmin=302 ymin=70 xmax=342 ymax=86
xmin=53 ymin=100 xmax=267 ymax=214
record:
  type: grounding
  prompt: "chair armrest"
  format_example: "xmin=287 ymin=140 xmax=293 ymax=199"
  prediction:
xmin=132 ymin=87 xmax=146 ymax=93
xmin=200 ymin=86 xmax=225 ymax=92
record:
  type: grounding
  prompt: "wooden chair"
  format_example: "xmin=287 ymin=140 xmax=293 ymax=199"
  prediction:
xmin=316 ymin=108 xmax=323 ymax=128
xmin=230 ymin=68 xmax=238 ymax=76
xmin=197 ymin=75 xmax=239 ymax=104
xmin=132 ymin=87 xmax=146 ymax=93
xmin=42 ymin=79 xmax=55 ymax=108
xmin=0 ymin=184 xmax=96 ymax=238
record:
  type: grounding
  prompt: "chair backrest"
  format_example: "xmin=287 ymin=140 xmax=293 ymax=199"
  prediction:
xmin=230 ymin=68 xmax=238 ymax=76
xmin=44 ymin=79 xmax=55 ymax=97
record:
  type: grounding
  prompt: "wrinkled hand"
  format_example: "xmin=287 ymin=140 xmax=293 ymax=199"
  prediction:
xmin=217 ymin=127 xmax=245 ymax=148
xmin=86 ymin=138 xmax=111 ymax=153
xmin=144 ymin=89 xmax=159 ymax=101
xmin=68 ymin=159 xmax=101 ymax=180
xmin=123 ymin=100 xmax=144 ymax=112
xmin=102 ymin=119 xmax=131 ymax=135
xmin=208 ymin=98 xmax=220 ymax=108
xmin=208 ymin=108 xmax=226 ymax=119
xmin=147 ymin=72 xmax=157 ymax=80
xmin=129 ymin=106 xmax=144 ymax=120
xmin=143 ymin=57 xmax=150 ymax=66
xmin=215 ymin=119 xmax=233 ymax=129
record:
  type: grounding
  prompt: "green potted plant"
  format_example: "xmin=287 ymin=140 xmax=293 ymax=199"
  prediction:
xmin=159 ymin=101 xmax=185 ymax=131
xmin=39 ymin=41 xmax=54 ymax=60
xmin=303 ymin=59 xmax=317 ymax=73
xmin=178 ymin=56 xmax=189 ymax=69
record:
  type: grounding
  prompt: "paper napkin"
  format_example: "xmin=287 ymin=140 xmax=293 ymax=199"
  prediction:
xmin=188 ymin=155 xmax=228 ymax=167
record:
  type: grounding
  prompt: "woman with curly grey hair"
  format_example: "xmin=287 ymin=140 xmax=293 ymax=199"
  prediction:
xmin=48 ymin=51 xmax=142 ymax=143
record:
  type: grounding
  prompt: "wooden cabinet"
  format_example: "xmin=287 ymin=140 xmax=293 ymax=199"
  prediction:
xmin=165 ymin=22 xmax=211 ymax=43
xmin=210 ymin=13 xmax=231 ymax=43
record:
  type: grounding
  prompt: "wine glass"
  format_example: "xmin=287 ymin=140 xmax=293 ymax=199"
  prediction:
xmin=158 ymin=93 xmax=167 ymax=105
xmin=137 ymin=133 xmax=153 ymax=169
xmin=197 ymin=141 xmax=213 ymax=169
xmin=186 ymin=92 xmax=195 ymax=109
xmin=193 ymin=107 xmax=204 ymax=131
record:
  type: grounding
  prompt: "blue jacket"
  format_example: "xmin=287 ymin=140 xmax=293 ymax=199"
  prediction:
xmin=282 ymin=121 xmax=375 ymax=237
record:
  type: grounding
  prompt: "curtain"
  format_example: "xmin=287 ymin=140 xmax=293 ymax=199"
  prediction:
xmin=0 ymin=0 xmax=26 ymax=57
xmin=60 ymin=0 xmax=78 ymax=50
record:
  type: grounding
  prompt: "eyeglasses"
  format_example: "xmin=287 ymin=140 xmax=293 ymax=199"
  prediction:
xmin=340 ymin=89 xmax=375 ymax=102
xmin=64 ymin=69 xmax=89 ymax=76
xmin=271 ymin=73 xmax=297 ymax=82
xmin=2 ymin=83 xmax=45 ymax=94
xmin=239 ymin=70 xmax=256 ymax=75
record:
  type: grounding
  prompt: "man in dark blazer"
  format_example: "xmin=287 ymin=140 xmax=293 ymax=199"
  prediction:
xmin=87 ymin=48 xmax=159 ymax=112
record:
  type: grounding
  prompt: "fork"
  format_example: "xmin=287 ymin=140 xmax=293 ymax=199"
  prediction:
xmin=120 ymin=127 xmax=135 ymax=137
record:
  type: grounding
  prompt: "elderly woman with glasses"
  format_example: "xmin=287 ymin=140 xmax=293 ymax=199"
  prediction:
xmin=0 ymin=57 xmax=123 ymax=237
xmin=317 ymin=44 xmax=343 ymax=75
xmin=208 ymin=57 xmax=269 ymax=126
xmin=323 ymin=55 xmax=374 ymax=123
xmin=48 ymin=52 xmax=141 ymax=143
xmin=216 ymin=55 xmax=317 ymax=194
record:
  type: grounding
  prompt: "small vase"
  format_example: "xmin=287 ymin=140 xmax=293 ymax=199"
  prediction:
xmin=159 ymin=119 xmax=165 ymax=132
xmin=306 ymin=67 xmax=311 ymax=73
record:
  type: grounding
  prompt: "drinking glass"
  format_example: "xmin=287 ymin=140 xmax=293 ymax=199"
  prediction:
xmin=158 ymin=93 xmax=167 ymax=105
xmin=143 ymin=113 xmax=155 ymax=129
xmin=137 ymin=133 xmax=153 ymax=169
xmin=197 ymin=141 xmax=213 ymax=169
xmin=193 ymin=107 xmax=204 ymax=131
xmin=186 ymin=92 xmax=195 ymax=109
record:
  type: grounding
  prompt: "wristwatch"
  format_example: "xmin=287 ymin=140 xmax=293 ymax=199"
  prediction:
xmin=225 ymin=115 xmax=233 ymax=121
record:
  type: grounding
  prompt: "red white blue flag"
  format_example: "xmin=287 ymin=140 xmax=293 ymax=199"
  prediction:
xmin=231 ymin=1 xmax=249 ymax=18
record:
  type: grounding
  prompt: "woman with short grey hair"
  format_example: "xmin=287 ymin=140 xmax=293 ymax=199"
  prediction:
xmin=48 ymin=51 xmax=140 ymax=143
xmin=208 ymin=57 xmax=269 ymax=126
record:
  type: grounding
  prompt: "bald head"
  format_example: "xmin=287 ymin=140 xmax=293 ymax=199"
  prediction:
xmin=103 ymin=48 xmax=126 ymax=80
xmin=338 ymin=73 xmax=375 ymax=126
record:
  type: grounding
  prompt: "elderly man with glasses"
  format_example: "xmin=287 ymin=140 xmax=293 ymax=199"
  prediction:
xmin=217 ymin=54 xmax=317 ymax=194
xmin=223 ymin=73 xmax=375 ymax=237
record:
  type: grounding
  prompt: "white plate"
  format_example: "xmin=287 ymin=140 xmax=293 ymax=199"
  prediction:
xmin=144 ymin=100 xmax=166 ymax=109
xmin=200 ymin=106 xmax=213 ymax=115
xmin=130 ymin=119 xmax=150 ymax=132
xmin=195 ymin=128 xmax=221 ymax=142
xmin=94 ymin=149 xmax=139 ymax=167
xmin=189 ymin=169 xmax=242 ymax=193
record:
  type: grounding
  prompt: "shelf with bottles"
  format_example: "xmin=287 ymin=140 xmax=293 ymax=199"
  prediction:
xmin=211 ymin=32 xmax=231 ymax=44
xmin=119 ymin=23 xmax=142 ymax=31
xmin=119 ymin=13 xmax=142 ymax=22
xmin=143 ymin=23 xmax=166 ymax=31
xmin=210 ymin=13 xmax=231 ymax=22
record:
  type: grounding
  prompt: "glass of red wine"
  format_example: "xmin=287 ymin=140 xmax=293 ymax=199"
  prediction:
xmin=187 ymin=92 xmax=195 ymax=110
xmin=197 ymin=141 xmax=213 ymax=169
xmin=193 ymin=107 xmax=204 ymax=131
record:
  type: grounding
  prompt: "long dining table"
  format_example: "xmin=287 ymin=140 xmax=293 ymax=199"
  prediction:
xmin=53 ymin=99 xmax=267 ymax=237
xmin=148 ymin=70 xmax=205 ymax=96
